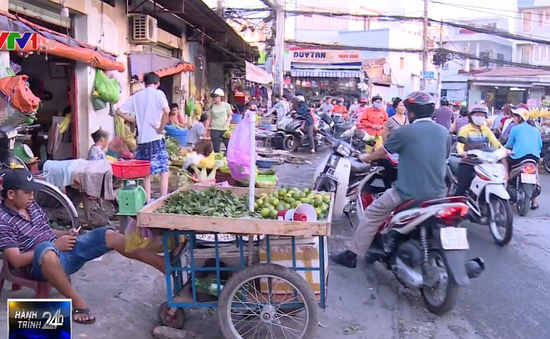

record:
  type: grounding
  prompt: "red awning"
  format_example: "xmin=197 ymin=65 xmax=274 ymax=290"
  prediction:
xmin=0 ymin=11 xmax=125 ymax=72
xmin=138 ymin=63 xmax=195 ymax=80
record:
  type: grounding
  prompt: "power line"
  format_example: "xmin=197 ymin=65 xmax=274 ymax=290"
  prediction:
xmin=284 ymin=10 xmax=550 ymax=45
xmin=286 ymin=39 xmax=550 ymax=70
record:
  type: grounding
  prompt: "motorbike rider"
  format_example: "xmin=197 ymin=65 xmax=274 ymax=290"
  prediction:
xmin=349 ymin=98 xmax=359 ymax=119
xmin=320 ymin=97 xmax=333 ymax=114
xmin=331 ymin=97 xmax=349 ymax=120
xmin=295 ymin=95 xmax=316 ymax=153
xmin=352 ymin=97 xmax=368 ymax=120
xmin=358 ymin=94 xmax=388 ymax=151
xmin=505 ymin=106 xmax=542 ymax=210
xmin=433 ymin=96 xmax=455 ymax=131
xmin=455 ymin=105 xmax=504 ymax=197
xmin=450 ymin=106 xmax=469 ymax=134
xmin=265 ymin=94 xmax=288 ymax=123
xmin=331 ymin=91 xmax=451 ymax=268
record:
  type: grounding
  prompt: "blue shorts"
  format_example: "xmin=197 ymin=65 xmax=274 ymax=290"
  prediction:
xmin=31 ymin=226 xmax=113 ymax=281
xmin=136 ymin=138 xmax=169 ymax=175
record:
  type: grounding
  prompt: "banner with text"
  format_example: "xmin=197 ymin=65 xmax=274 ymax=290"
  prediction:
xmin=290 ymin=49 xmax=361 ymax=64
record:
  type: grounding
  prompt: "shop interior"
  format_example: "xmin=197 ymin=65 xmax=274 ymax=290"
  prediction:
xmin=485 ymin=87 xmax=528 ymax=109
xmin=159 ymin=75 xmax=174 ymax=103
xmin=10 ymin=52 xmax=75 ymax=163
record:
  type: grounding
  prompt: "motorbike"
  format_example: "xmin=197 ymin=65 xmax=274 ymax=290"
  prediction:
xmin=0 ymin=124 xmax=79 ymax=229
xmin=364 ymin=195 xmax=485 ymax=315
xmin=321 ymin=112 xmax=355 ymax=139
xmin=313 ymin=129 xmax=376 ymax=220
xmin=446 ymin=147 xmax=513 ymax=246
xmin=507 ymin=157 xmax=540 ymax=217
xmin=274 ymin=111 xmax=327 ymax=152
xmin=540 ymin=128 xmax=550 ymax=173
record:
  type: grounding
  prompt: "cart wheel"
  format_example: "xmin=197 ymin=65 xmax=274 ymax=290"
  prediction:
xmin=157 ymin=302 xmax=187 ymax=329
xmin=218 ymin=263 xmax=318 ymax=339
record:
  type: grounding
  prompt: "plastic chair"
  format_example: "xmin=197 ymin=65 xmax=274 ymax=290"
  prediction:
xmin=0 ymin=255 xmax=53 ymax=298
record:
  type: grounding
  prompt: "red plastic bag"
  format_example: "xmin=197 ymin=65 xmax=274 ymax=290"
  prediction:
xmin=108 ymin=136 xmax=134 ymax=159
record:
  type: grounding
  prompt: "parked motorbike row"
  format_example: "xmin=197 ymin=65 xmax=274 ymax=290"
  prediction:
xmin=311 ymin=129 xmax=537 ymax=315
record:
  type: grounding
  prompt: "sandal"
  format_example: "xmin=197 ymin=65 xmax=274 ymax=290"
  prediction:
xmin=531 ymin=203 xmax=539 ymax=210
xmin=73 ymin=308 xmax=96 ymax=324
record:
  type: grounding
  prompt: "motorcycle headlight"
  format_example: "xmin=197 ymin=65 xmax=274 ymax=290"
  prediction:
xmin=336 ymin=143 xmax=352 ymax=157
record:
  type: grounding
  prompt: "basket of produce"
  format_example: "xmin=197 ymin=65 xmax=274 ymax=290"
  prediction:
xmin=256 ymin=174 xmax=277 ymax=189
xmin=165 ymin=125 xmax=189 ymax=145
xmin=137 ymin=185 xmax=333 ymax=236
xmin=111 ymin=160 xmax=151 ymax=179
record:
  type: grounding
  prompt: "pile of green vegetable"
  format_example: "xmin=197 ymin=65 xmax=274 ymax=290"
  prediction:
xmin=156 ymin=187 xmax=257 ymax=218
xmin=165 ymin=137 xmax=180 ymax=159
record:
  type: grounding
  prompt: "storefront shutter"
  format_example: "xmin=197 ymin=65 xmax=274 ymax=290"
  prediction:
xmin=207 ymin=62 xmax=225 ymax=93
xmin=10 ymin=0 xmax=71 ymax=28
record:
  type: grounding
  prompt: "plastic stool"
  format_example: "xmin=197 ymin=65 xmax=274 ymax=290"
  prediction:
xmin=0 ymin=256 xmax=53 ymax=298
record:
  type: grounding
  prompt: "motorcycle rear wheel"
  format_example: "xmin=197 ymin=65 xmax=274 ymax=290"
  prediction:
xmin=487 ymin=195 xmax=513 ymax=246
xmin=516 ymin=189 xmax=530 ymax=217
xmin=283 ymin=135 xmax=299 ymax=152
xmin=420 ymin=250 xmax=460 ymax=315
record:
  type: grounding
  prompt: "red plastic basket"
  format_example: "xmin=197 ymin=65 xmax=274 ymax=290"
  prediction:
xmin=111 ymin=160 xmax=151 ymax=179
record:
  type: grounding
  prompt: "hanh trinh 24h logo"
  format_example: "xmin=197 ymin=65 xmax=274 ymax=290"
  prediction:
xmin=0 ymin=31 xmax=57 ymax=52
xmin=7 ymin=299 xmax=72 ymax=339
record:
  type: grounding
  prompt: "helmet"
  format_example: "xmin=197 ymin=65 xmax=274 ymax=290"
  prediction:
xmin=403 ymin=91 xmax=435 ymax=119
xmin=296 ymin=95 xmax=305 ymax=102
xmin=360 ymin=97 xmax=368 ymax=103
xmin=517 ymin=103 xmax=529 ymax=110
xmin=512 ymin=107 xmax=529 ymax=122
xmin=404 ymin=91 xmax=435 ymax=106
xmin=440 ymin=96 xmax=450 ymax=106
xmin=210 ymin=87 xmax=224 ymax=97
xmin=372 ymin=94 xmax=383 ymax=102
xmin=469 ymin=104 xmax=488 ymax=116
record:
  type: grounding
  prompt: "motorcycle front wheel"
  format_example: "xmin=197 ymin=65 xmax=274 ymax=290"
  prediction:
xmin=420 ymin=250 xmax=460 ymax=315
xmin=516 ymin=189 xmax=530 ymax=217
xmin=283 ymin=135 xmax=299 ymax=152
xmin=487 ymin=195 xmax=513 ymax=246
xmin=544 ymin=153 xmax=550 ymax=174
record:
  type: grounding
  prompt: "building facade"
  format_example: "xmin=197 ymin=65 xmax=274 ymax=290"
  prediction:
xmin=0 ymin=0 xmax=255 ymax=158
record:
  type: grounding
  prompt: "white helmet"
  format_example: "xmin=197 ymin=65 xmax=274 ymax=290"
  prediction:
xmin=296 ymin=95 xmax=305 ymax=102
xmin=210 ymin=87 xmax=224 ymax=97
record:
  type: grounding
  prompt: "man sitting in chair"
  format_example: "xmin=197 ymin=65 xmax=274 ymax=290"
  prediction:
xmin=0 ymin=169 xmax=168 ymax=325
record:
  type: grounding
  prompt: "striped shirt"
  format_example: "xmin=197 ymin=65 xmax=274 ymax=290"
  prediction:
xmin=0 ymin=201 xmax=56 ymax=273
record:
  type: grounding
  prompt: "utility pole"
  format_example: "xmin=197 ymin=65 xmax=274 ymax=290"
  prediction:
xmin=436 ymin=20 xmax=443 ymax=107
xmin=421 ymin=0 xmax=429 ymax=90
xmin=273 ymin=0 xmax=285 ymax=96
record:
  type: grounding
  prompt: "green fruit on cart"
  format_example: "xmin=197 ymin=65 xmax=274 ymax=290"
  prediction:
xmin=291 ymin=192 xmax=301 ymax=200
xmin=315 ymin=207 xmax=323 ymax=217
xmin=292 ymin=201 xmax=301 ymax=208
xmin=300 ymin=198 xmax=310 ymax=204
xmin=269 ymin=198 xmax=279 ymax=206
xmin=265 ymin=204 xmax=275 ymax=210
xmin=299 ymin=192 xmax=307 ymax=198
xmin=321 ymin=204 xmax=329 ymax=212
xmin=254 ymin=203 xmax=259 ymax=211
xmin=303 ymin=188 xmax=310 ymax=194
xmin=313 ymin=199 xmax=323 ymax=207
xmin=323 ymin=196 xmax=331 ymax=204
xmin=269 ymin=209 xmax=278 ymax=219
xmin=260 ymin=208 xmax=270 ymax=218
xmin=256 ymin=199 xmax=264 ymax=206
xmin=284 ymin=203 xmax=291 ymax=209
xmin=278 ymin=188 xmax=287 ymax=197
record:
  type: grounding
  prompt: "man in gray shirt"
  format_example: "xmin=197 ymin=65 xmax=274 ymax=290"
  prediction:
xmin=433 ymin=96 xmax=455 ymax=131
xmin=331 ymin=91 xmax=451 ymax=268
xmin=320 ymin=97 xmax=333 ymax=114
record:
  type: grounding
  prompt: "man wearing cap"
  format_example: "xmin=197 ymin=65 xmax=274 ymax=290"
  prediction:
xmin=0 ymin=169 xmax=167 ymax=325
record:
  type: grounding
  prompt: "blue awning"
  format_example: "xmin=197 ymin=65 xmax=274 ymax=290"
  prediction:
xmin=291 ymin=70 xmax=362 ymax=78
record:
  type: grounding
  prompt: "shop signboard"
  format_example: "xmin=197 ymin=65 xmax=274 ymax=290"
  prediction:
xmin=290 ymin=48 xmax=361 ymax=64
xmin=0 ymin=31 xmax=56 ymax=51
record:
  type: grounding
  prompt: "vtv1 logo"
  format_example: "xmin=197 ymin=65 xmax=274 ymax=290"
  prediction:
xmin=0 ymin=31 xmax=56 ymax=52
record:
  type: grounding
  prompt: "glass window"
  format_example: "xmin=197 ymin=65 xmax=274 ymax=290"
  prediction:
xmin=523 ymin=12 xmax=532 ymax=32
xmin=534 ymin=46 xmax=540 ymax=62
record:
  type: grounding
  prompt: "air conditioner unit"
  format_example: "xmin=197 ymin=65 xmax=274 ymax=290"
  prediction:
xmin=130 ymin=14 xmax=158 ymax=44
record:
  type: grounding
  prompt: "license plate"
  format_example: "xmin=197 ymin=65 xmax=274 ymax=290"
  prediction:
xmin=440 ymin=227 xmax=469 ymax=250
xmin=326 ymin=167 xmax=337 ymax=180
xmin=521 ymin=173 xmax=537 ymax=184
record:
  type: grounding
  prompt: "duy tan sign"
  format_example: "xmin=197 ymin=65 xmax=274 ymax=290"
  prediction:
xmin=290 ymin=49 xmax=361 ymax=64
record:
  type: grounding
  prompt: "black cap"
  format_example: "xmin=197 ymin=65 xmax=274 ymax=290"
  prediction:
xmin=2 ymin=169 xmax=42 ymax=192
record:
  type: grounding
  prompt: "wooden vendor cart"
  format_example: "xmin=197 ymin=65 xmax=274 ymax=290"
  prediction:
xmin=137 ymin=185 xmax=333 ymax=339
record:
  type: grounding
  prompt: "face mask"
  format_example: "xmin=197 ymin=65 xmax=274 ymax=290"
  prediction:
xmin=338 ymin=102 xmax=344 ymax=105
xmin=373 ymin=103 xmax=382 ymax=109
xmin=471 ymin=116 xmax=486 ymax=126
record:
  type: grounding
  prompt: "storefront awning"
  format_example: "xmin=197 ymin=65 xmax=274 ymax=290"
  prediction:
xmin=291 ymin=70 xmax=362 ymax=77
xmin=0 ymin=12 xmax=125 ymax=72
xmin=129 ymin=52 xmax=194 ymax=79
xmin=471 ymin=82 xmax=533 ymax=88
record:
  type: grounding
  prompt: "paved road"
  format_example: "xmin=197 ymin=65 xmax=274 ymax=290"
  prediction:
xmin=1 ymin=151 xmax=550 ymax=339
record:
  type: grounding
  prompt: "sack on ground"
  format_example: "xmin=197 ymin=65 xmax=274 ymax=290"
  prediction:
xmin=227 ymin=114 xmax=256 ymax=181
